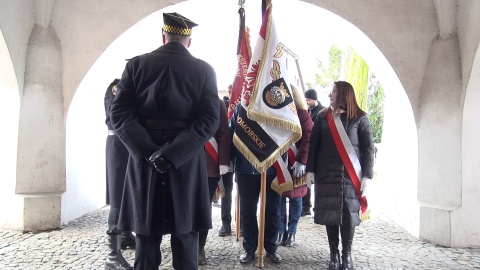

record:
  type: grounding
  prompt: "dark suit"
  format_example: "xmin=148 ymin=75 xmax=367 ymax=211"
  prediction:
xmin=104 ymin=79 xmax=129 ymax=232
xmin=302 ymin=102 xmax=324 ymax=213
xmin=104 ymin=79 xmax=127 ymax=208
xmin=110 ymin=42 xmax=219 ymax=269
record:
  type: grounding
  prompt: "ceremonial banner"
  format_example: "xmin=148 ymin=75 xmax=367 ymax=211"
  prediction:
xmin=233 ymin=3 xmax=302 ymax=194
xmin=228 ymin=8 xmax=252 ymax=119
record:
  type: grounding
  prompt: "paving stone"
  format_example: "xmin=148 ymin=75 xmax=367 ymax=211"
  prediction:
xmin=0 ymin=206 xmax=479 ymax=269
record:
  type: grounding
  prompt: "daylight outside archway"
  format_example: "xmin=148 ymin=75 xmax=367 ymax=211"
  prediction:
xmin=64 ymin=0 xmax=418 ymax=237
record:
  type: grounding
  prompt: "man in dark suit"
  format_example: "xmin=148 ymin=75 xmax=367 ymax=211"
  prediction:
xmin=218 ymin=84 xmax=235 ymax=237
xmin=104 ymin=78 xmax=135 ymax=270
xmin=110 ymin=12 xmax=219 ymax=270
xmin=302 ymin=89 xmax=324 ymax=217
xmin=198 ymin=98 xmax=231 ymax=265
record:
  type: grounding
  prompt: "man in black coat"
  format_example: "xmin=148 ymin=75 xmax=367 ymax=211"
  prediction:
xmin=302 ymin=89 xmax=324 ymax=217
xmin=104 ymin=78 xmax=135 ymax=270
xmin=110 ymin=12 xmax=220 ymax=270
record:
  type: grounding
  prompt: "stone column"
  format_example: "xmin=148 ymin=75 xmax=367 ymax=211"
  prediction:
xmin=417 ymin=36 xmax=462 ymax=247
xmin=15 ymin=1 xmax=64 ymax=231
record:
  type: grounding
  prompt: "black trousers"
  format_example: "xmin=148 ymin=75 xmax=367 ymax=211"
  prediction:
xmin=236 ymin=173 xmax=280 ymax=253
xmin=107 ymin=206 xmax=121 ymax=234
xmin=199 ymin=177 xmax=220 ymax=247
xmin=326 ymin=225 xmax=355 ymax=244
xmin=135 ymin=231 xmax=198 ymax=270
xmin=220 ymin=172 xmax=234 ymax=226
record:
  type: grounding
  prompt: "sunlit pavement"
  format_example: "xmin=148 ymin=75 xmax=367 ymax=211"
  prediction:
xmin=0 ymin=201 xmax=479 ymax=270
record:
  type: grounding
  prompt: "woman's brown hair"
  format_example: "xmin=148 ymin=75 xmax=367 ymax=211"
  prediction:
xmin=332 ymin=81 xmax=366 ymax=120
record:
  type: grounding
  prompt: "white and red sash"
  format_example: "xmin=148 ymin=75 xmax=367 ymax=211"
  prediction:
xmin=205 ymin=137 xmax=219 ymax=165
xmin=270 ymin=148 xmax=295 ymax=195
xmin=205 ymin=137 xmax=225 ymax=199
xmin=327 ymin=110 xmax=369 ymax=220
xmin=287 ymin=144 xmax=298 ymax=168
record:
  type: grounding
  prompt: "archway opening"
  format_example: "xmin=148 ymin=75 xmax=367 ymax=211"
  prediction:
xmin=64 ymin=0 xmax=419 ymax=238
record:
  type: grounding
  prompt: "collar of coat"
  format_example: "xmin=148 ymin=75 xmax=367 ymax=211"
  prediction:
xmin=154 ymin=42 xmax=192 ymax=56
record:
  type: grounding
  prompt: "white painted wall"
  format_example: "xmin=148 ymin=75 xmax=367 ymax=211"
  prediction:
xmin=374 ymin=67 xmax=420 ymax=237
xmin=63 ymin=77 xmax=107 ymax=223
xmin=455 ymin=47 xmax=480 ymax=247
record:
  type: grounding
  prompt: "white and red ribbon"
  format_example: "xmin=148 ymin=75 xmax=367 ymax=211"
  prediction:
xmin=206 ymin=137 xmax=225 ymax=199
xmin=327 ymin=110 xmax=368 ymax=216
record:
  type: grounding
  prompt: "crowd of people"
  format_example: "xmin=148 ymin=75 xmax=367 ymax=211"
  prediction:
xmin=103 ymin=11 xmax=374 ymax=270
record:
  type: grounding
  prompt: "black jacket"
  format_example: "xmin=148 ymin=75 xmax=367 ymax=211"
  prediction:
xmin=308 ymin=102 xmax=323 ymax=122
xmin=110 ymin=42 xmax=219 ymax=235
xmin=307 ymin=110 xmax=374 ymax=227
xmin=104 ymin=79 xmax=128 ymax=207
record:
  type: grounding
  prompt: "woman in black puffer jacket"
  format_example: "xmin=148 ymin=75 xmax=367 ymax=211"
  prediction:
xmin=306 ymin=81 xmax=375 ymax=270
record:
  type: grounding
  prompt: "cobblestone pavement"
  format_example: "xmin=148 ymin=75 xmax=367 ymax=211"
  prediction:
xmin=0 ymin=206 xmax=479 ymax=270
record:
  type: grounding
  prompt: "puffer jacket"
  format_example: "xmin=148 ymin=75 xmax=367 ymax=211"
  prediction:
xmin=306 ymin=109 xmax=374 ymax=227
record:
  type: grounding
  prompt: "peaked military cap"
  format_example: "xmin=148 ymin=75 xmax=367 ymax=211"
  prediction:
xmin=162 ymin=12 xmax=198 ymax=36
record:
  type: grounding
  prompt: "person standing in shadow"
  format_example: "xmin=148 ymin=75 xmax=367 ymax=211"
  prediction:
xmin=198 ymin=98 xmax=231 ymax=265
xmin=301 ymin=89 xmax=324 ymax=217
xmin=218 ymin=84 xmax=235 ymax=237
xmin=104 ymin=78 xmax=134 ymax=270
xmin=110 ymin=12 xmax=219 ymax=270
xmin=277 ymin=85 xmax=313 ymax=248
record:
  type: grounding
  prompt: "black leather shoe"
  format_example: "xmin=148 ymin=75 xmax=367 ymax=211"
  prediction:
xmin=120 ymin=231 xmax=136 ymax=250
xmin=198 ymin=247 xmax=207 ymax=265
xmin=239 ymin=250 xmax=255 ymax=264
xmin=301 ymin=209 xmax=311 ymax=217
xmin=275 ymin=233 xmax=284 ymax=246
xmin=218 ymin=225 xmax=231 ymax=237
xmin=266 ymin=251 xmax=282 ymax=263
xmin=284 ymin=233 xmax=295 ymax=247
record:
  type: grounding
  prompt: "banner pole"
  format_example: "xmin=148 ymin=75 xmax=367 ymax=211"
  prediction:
xmin=256 ymin=171 xmax=267 ymax=268
xmin=295 ymin=58 xmax=306 ymax=92
xmin=235 ymin=179 xmax=241 ymax=241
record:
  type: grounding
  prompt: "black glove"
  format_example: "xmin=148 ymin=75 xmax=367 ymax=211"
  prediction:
xmin=148 ymin=149 xmax=171 ymax=174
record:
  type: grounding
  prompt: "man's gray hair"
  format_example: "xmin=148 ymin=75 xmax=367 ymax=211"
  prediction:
xmin=163 ymin=31 xmax=191 ymax=46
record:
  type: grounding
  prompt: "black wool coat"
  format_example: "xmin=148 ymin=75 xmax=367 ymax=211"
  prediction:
xmin=306 ymin=110 xmax=374 ymax=227
xmin=110 ymin=42 xmax=220 ymax=236
xmin=104 ymin=78 xmax=129 ymax=208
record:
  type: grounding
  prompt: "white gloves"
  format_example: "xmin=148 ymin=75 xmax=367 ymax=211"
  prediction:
xmin=219 ymin=165 xmax=229 ymax=175
xmin=291 ymin=161 xmax=306 ymax=178
xmin=361 ymin=177 xmax=371 ymax=197
xmin=306 ymin=172 xmax=315 ymax=188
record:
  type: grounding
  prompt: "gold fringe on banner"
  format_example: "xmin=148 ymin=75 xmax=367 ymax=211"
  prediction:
xmin=244 ymin=27 xmax=252 ymax=61
xmin=247 ymin=110 xmax=303 ymax=136
xmin=270 ymin=179 xmax=293 ymax=195
xmin=270 ymin=175 xmax=306 ymax=195
xmin=233 ymin=133 xmax=300 ymax=173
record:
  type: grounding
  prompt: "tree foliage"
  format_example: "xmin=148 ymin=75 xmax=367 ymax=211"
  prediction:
xmin=367 ymin=73 xmax=385 ymax=143
xmin=312 ymin=44 xmax=385 ymax=143
xmin=315 ymin=44 xmax=343 ymax=88
xmin=343 ymin=47 xmax=369 ymax=111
